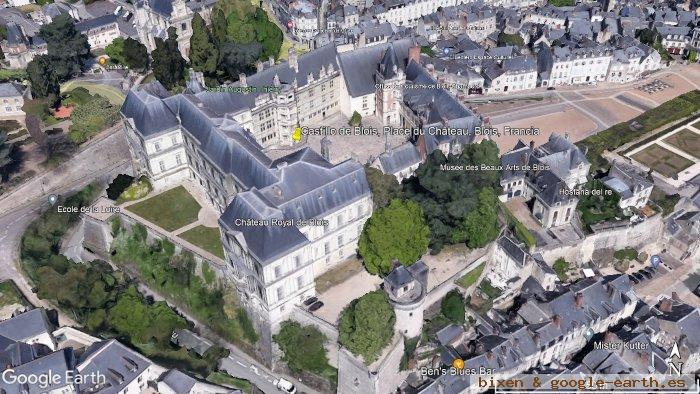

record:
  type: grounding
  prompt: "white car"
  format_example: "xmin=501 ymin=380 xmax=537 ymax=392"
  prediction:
xmin=273 ymin=377 xmax=297 ymax=393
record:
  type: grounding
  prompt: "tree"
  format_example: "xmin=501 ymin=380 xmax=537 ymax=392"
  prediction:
xmin=441 ymin=290 xmax=465 ymax=324
xmin=190 ymin=13 xmax=219 ymax=74
xmin=636 ymin=28 xmax=656 ymax=46
xmin=273 ymin=321 xmax=331 ymax=374
xmin=152 ymin=27 xmax=186 ymax=90
xmin=218 ymin=42 xmax=262 ymax=80
xmin=459 ymin=188 xmax=500 ymax=248
xmin=359 ymin=199 xmax=429 ymax=276
xmin=123 ymin=38 xmax=149 ymax=72
xmin=364 ymin=165 xmax=403 ymax=209
xmin=26 ymin=55 xmax=60 ymax=104
xmin=40 ymin=133 xmax=77 ymax=164
xmin=349 ymin=111 xmax=362 ymax=127
xmin=338 ymin=291 xmax=395 ymax=364
xmin=105 ymin=37 xmax=126 ymax=64
xmin=0 ymin=131 xmax=13 ymax=180
xmin=688 ymin=49 xmax=698 ymax=63
xmin=404 ymin=140 xmax=501 ymax=253
xmin=38 ymin=14 xmax=91 ymax=81
xmin=211 ymin=9 xmax=228 ymax=46
xmin=497 ymin=32 xmax=524 ymax=47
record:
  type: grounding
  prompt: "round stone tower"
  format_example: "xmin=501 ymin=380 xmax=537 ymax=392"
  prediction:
xmin=383 ymin=261 xmax=429 ymax=338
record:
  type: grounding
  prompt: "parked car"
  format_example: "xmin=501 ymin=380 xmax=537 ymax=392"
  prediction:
xmin=273 ymin=378 xmax=297 ymax=394
xmin=308 ymin=300 xmax=324 ymax=312
xmin=303 ymin=296 xmax=318 ymax=307
xmin=628 ymin=275 xmax=640 ymax=284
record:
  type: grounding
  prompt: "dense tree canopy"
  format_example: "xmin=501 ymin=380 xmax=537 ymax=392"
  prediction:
xmin=404 ymin=140 xmax=501 ymax=252
xmin=0 ymin=131 xmax=14 ymax=180
xmin=105 ymin=37 xmax=126 ymax=65
xmin=359 ymin=199 xmax=429 ymax=276
xmin=339 ymin=291 xmax=396 ymax=364
xmin=152 ymin=27 xmax=187 ymax=90
xmin=461 ymin=188 xmax=500 ymax=248
xmin=38 ymin=14 xmax=91 ymax=81
xmin=364 ymin=165 xmax=403 ymax=209
xmin=26 ymin=55 xmax=60 ymax=103
xmin=123 ymin=37 xmax=149 ymax=72
xmin=441 ymin=290 xmax=465 ymax=324
xmin=190 ymin=13 xmax=219 ymax=75
xmin=218 ymin=42 xmax=262 ymax=80
xmin=273 ymin=321 xmax=332 ymax=374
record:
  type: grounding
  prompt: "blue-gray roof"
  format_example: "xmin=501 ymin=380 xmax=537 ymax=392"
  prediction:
xmin=0 ymin=309 xmax=53 ymax=343
xmin=77 ymin=339 xmax=153 ymax=394
xmin=75 ymin=14 xmax=118 ymax=32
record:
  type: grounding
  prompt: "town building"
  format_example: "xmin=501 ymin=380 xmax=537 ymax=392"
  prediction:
xmin=602 ymin=160 xmax=654 ymax=210
xmin=0 ymin=308 xmax=233 ymax=393
xmin=500 ymin=134 xmax=589 ymax=229
xmin=0 ymin=82 xmax=29 ymax=120
xmin=75 ymin=14 xmax=124 ymax=50
xmin=0 ymin=22 xmax=47 ymax=69
xmin=414 ymin=275 xmax=638 ymax=393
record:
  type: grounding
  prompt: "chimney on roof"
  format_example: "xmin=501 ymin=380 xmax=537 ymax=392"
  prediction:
xmin=289 ymin=46 xmax=299 ymax=73
xmin=574 ymin=292 xmax=584 ymax=308
xmin=408 ymin=44 xmax=421 ymax=64
xmin=239 ymin=73 xmax=247 ymax=87
xmin=256 ymin=60 xmax=264 ymax=73
xmin=269 ymin=56 xmax=275 ymax=66
xmin=659 ymin=298 xmax=673 ymax=313
xmin=321 ymin=136 xmax=331 ymax=162
xmin=552 ymin=314 xmax=561 ymax=328
xmin=564 ymin=132 xmax=570 ymax=140
xmin=671 ymin=292 xmax=680 ymax=301
xmin=529 ymin=140 xmax=535 ymax=150
xmin=485 ymin=350 xmax=494 ymax=360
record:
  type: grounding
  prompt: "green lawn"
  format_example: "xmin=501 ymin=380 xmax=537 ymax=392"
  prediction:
xmin=456 ymin=262 xmax=485 ymax=289
xmin=0 ymin=281 xmax=28 ymax=308
xmin=179 ymin=226 xmax=225 ymax=259
xmin=60 ymin=81 xmax=125 ymax=106
xmin=207 ymin=372 xmax=252 ymax=393
xmin=126 ymin=186 xmax=201 ymax=231
xmin=578 ymin=90 xmax=700 ymax=172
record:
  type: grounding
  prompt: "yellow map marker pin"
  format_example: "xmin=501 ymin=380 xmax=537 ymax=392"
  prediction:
xmin=452 ymin=358 xmax=464 ymax=370
xmin=98 ymin=57 xmax=107 ymax=66
xmin=292 ymin=127 xmax=302 ymax=142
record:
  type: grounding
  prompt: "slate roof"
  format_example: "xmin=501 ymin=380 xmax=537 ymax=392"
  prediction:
xmin=377 ymin=141 xmax=421 ymax=175
xmin=159 ymin=369 xmax=197 ymax=393
xmin=0 ymin=82 xmax=24 ymax=98
xmin=0 ymin=309 xmax=53 ymax=343
xmin=75 ymin=14 xmax=119 ymax=32
xmin=602 ymin=160 xmax=652 ymax=200
xmin=0 ymin=349 xmax=76 ymax=394
xmin=77 ymin=339 xmax=153 ymax=394
xmin=497 ymin=235 xmax=527 ymax=267
xmin=338 ymin=38 xmax=414 ymax=97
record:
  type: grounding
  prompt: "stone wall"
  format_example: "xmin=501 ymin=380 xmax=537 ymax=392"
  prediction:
xmin=536 ymin=214 xmax=664 ymax=264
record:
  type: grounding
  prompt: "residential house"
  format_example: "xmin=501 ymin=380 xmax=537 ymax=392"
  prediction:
xmin=0 ymin=82 xmax=28 ymax=120
xmin=602 ymin=160 xmax=653 ymax=210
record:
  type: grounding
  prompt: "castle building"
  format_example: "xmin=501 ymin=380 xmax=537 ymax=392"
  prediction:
xmin=121 ymin=80 xmax=373 ymax=363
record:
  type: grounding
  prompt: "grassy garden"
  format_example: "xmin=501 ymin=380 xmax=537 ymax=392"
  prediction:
xmin=456 ymin=262 xmax=485 ymax=289
xmin=576 ymin=180 xmax=627 ymax=230
xmin=0 ymin=281 xmax=29 ymax=309
xmin=111 ymin=222 xmax=259 ymax=348
xmin=501 ymin=204 xmax=537 ymax=248
xmin=65 ymin=88 xmax=120 ymax=144
xmin=273 ymin=321 xmax=337 ymax=389
xmin=18 ymin=184 xmax=231 ymax=378
xmin=179 ymin=226 xmax=225 ymax=259
xmin=207 ymin=372 xmax=252 ymax=393
xmin=577 ymin=90 xmax=700 ymax=173
xmin=553 ymin=258 xmax=570 ymax=282
xmin=126 ymin=186 xmax=201 ymax=231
